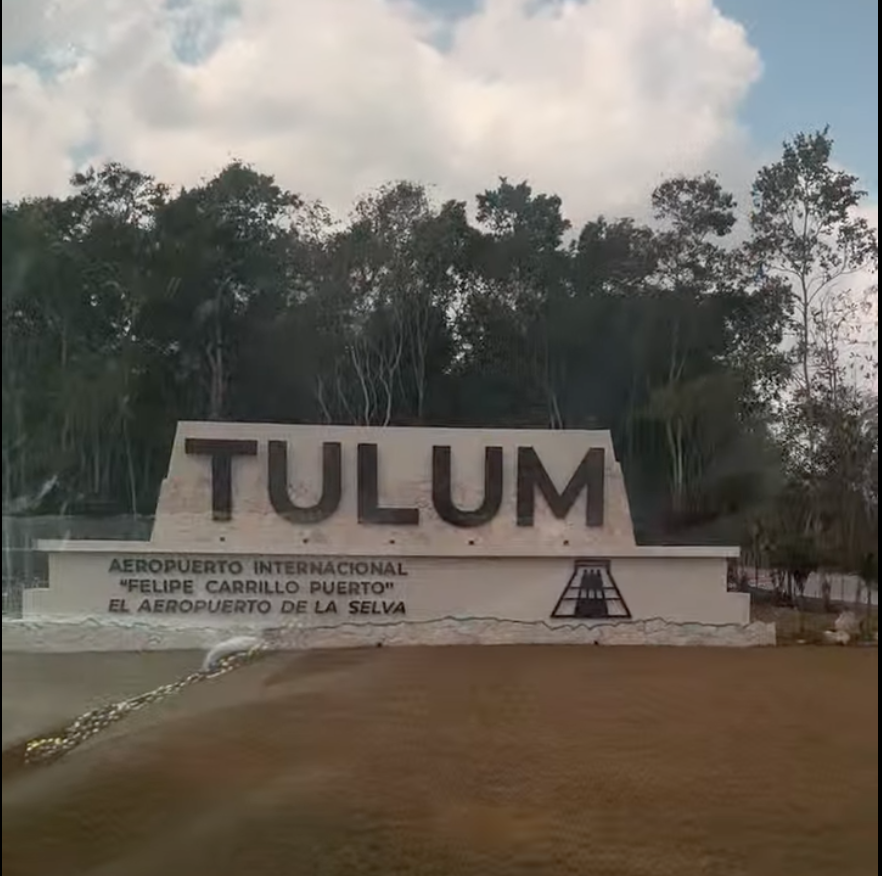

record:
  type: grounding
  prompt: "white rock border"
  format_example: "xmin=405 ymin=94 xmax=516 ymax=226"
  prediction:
xmin=2 ymin=615 xmax=776 ymax=651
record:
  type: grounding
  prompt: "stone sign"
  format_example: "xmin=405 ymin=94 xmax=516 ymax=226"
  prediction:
xmin=11 ymin=423 xmax=770 ymax=648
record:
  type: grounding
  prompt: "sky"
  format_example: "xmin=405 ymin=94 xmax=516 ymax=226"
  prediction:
xmin=1 ymin=0 xmax=878 ymax=226
xmin=716 ymin=0 xmax=878 ymax=198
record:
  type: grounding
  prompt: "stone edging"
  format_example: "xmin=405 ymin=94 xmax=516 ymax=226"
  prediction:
xmin=2 ymin=616 xmax=777 ymax=650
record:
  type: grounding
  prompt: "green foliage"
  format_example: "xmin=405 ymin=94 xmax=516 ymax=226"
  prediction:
xmin=1 ymin=134 xmax=878 ymax=572
xmin=859 ymin=552 xmax=878 ymax=587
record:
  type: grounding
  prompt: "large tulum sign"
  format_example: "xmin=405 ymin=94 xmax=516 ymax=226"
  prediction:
xmin=12 ymin=423 xmax=771 ymax=649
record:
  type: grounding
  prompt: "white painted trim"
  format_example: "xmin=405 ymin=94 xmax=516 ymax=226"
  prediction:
xmin=35 ymin=539 xmax=740 ymax=559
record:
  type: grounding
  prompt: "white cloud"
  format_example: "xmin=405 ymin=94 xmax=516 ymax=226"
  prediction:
xmin=2 ymin=0 xmax=762 ymax=221
xmin=2 ymin=64 xmax=88 ymax=198
xmin=3 ymin=0 xmax=876 ymax=381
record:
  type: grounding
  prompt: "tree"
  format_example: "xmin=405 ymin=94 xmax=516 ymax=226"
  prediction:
xmin=858 ymin=551 xmax=878 ymax=638
xmin=310 ymin=182 xmax=468 ymax=425
xmin=454 ymin=178 xmax=573 ymax=429
xmin=0 ymin=131 xmax=876 ymax=571
xmin=749 ymin=128 xmax=878 ymax=458
xmin=143 ymin=161 xmax=305 ymax=422
xmin=632 ymin=176 xmax=786 ymax=538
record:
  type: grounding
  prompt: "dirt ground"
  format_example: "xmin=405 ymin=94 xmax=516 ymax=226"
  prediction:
xmin=750 ymin=600 xmax=877 ymax=645
xmin=2 ymin=646 xmax=878 ymax=876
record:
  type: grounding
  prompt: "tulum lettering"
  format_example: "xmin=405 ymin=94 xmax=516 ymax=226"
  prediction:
xmin=432 ymin=445 xmax=503 ymax=527
xmin=183 ymin=437 xmax=257 ymax=522
xmin=268 ymin=439 xmax=342 ymax=523
xmin=184 ymin=439 xmax=605 ymax=527
xmin=356 ymin=443 xmax=420 ymax=526
xmin=516 ymin=446 xmax=605 ymax=527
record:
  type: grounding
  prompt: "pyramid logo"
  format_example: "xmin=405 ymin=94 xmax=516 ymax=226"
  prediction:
xmin=551 ymin=559 xmax=631 ymax=620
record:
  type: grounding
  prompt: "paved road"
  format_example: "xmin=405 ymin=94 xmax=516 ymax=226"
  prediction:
xmin=1 ymin=651 xmax=204 ymax=747
xmin=747 ymin=570 xmax=877 ymax=606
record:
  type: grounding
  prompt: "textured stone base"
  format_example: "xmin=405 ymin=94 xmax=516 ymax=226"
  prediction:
xmin=2 ymin=616 xmax=776 ymax=651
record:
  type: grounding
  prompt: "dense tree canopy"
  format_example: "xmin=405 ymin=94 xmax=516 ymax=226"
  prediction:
xmin=2 ymin=130 xmax=877 ymax=581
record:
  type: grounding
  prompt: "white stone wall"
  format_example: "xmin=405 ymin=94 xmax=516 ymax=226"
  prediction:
xmin=22 ymin=551 xmax=750 ymax=627
xmin=1 ymin=616 xmax=777 ymax=652
xmin=13 ymin=423 xmax=757 ymax=650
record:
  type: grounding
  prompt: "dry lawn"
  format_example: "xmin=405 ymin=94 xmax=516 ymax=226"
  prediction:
xmin=751 ymin=603 xmax=878 ymax=645
xmin=2 ymin=646 xmax=878 ymax=876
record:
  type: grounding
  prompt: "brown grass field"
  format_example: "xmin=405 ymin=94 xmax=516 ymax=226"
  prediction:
xmin=750 ymin=601 xmax=878 ymax=646
xmin=2 ymin=646 xmax=878 ymax=876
